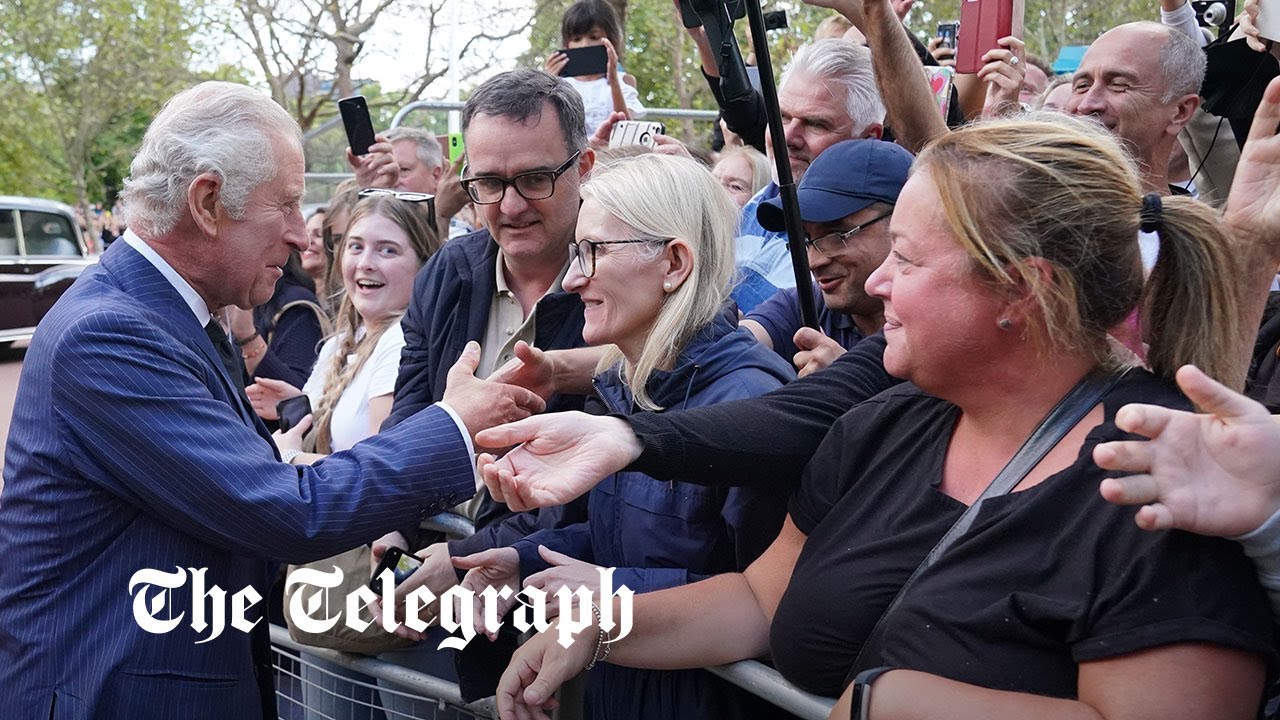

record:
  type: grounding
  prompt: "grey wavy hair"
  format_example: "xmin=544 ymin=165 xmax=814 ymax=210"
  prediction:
xmin=782 ymin=39 xmax=887 ymax=134
xmin=121 ymin=81 xmax=301 ymax=238
xmin=385 ymin=126 xmax=444 ymax=170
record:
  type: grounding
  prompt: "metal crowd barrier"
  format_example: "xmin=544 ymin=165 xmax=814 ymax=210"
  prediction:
xmin=389 ymin=100 xmax=719 ymax=129
xmin=272 ymin=514 xmax=836 ymax=719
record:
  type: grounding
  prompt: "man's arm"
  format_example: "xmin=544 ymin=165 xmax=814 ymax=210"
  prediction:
xmin=52 ymin=313 xmax=477 ymax=563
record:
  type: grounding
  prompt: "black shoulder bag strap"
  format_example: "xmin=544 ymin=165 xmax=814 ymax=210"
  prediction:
xmin=847 ymin=368 xmax=1129 ymax=679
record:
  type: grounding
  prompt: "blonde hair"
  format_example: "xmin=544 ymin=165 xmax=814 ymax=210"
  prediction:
xmin=307 ymin=195 xmax=441 ymax=452
xmin=582 ymin=154 xmax=738 ymax=410
xmin=916 ymin=113 xmax=1243 ymax=385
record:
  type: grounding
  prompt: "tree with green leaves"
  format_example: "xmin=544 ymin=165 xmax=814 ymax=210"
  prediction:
xmin=0 ymin=0 xmax=204 ymax=227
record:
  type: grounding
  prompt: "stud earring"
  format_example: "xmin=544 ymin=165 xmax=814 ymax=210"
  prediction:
xmin=663 ymin=282 xmax=673 ymax=292
xmin=998 ymin=318 xmax=1013 ymax=330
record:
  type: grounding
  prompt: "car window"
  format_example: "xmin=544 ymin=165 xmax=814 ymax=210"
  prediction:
xmin=0 ymin=210 xmax=17 ymax=256
xmin=20 ymin=211 xmax=80 ymax=257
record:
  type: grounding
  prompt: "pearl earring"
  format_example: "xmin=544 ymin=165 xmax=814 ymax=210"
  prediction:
xmin=998 ymin=318 xmax=1013 ymax=330
xmin=663 ymin=282 xmax=672 ymax=292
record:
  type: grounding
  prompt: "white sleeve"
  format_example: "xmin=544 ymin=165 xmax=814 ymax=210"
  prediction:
xmin=1232 ymin=509 xmax=1280 ymax=619
xmin=1161 ymin=0 xmax=1208 ymax=47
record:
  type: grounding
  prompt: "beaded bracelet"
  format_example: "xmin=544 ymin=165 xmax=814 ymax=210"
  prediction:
xmin=583 ymin=601 xmax=612 ymax=670
xmin=240 ymin=334 xmax=266 ymax=360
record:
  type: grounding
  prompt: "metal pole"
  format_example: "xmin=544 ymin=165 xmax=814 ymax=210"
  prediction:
xmin=739 ymin=0 xmax=817 ymax=328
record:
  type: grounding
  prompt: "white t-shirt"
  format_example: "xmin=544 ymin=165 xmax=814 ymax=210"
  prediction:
xmin=303 ymin=322 xmax=406 ymax=452
xmin=563 ymin=74 xmax=646 ymax=135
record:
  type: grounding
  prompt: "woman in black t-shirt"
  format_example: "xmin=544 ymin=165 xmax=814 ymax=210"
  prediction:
xmin=490 ymin=112 xmax=1279 ymax=720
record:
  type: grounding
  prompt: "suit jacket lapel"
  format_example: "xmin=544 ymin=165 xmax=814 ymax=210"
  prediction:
xmin=99 ymin=243 xmax=275 ymax=444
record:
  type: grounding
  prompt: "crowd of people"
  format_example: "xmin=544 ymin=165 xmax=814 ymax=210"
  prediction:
xmin=4 ymin=0 xmax=1280 ymax=719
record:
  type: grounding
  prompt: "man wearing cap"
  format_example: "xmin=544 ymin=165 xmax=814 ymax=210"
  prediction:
xmin=741 ymin=138 xmax=911 ymax=377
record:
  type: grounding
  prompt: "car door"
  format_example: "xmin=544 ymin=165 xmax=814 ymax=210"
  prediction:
xmin=20 ymin=209 xmax=91 ymax=326
xmin=0 ymin=208 xmax=33 ymax=333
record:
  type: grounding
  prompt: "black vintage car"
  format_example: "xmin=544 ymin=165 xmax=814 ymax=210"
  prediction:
xmin=0 ymin=196 xmax=97 ymax=346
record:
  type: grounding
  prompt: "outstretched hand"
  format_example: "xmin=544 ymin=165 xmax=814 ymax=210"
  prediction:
xmin=496 ymin=619 xmax=594 ymax=720
xmin=488 ymin=341 xmax=557 ymax=401
xmin=475 ymin=413 xmax=641 ymax=511
xmin=443 ymin=341 xmax=546 ymax=446
xmin=246 ymin=377 xmax=304 ymax=420
xmin=1224 ymin=75 xmax=1280 ymax=265
xmin=1095 ymin=364 xmax=1280 ymax=536
xmin=346 ymin=134 xmax=399 ymax=188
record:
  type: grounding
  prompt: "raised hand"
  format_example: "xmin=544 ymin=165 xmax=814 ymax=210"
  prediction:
xmin=801 ymin=0 xmax=869 ymax=29
xmin=434 ymin=156 xmax=469 ymax=224
xmin=346 ymin=134 xmax=399 ymax=188
xmin=927 ymin=36 xmax=957 ymax=68
xmin=792 ymin=327 xmax=845 ymax=378
xmin=589 ymin=111 xmax=629 ymax=151
xmin=474 ymin=412 xmax=641 ymax=511
xmin=245 ymin=377 xmax=303 ymax=420
xmin=496 ymin=620 xmax=595 ymax=720
xmin=1224 ymin=76 xmax=1280 ymax=263
xmin=978 ymin=36 xmax=1027 ymax=118
xmin=1095 ymin=364 xmax=1280 ymax=536
xmin=544 ymin=51 xmax=569 ymax=77
xmin=442 ymin=341 xmax=547 ymax=444
xmin=452 ymin=547 xmax=522 ymax=640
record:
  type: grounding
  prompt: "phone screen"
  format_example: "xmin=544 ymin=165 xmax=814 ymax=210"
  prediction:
xmin=559 ymin=45 xmax=608 ymax=77
xmin=339 ymin=96 xmax=377 ymax=156
xmin=369 ymin=547 xmax=424 ymax=594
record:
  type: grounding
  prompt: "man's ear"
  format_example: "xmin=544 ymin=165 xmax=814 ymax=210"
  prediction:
xmin=1168 ymin=93 xmax=1201 ymax=135
xmin=578 ymin=147 xmax=596 ymax=179
xmin=860 ymin=123 xmax=885 ymax=141
xmin=662 ymin=238 xmax=695 ymax=292
xmin=188 ymin=172 xmax=222 ymax=237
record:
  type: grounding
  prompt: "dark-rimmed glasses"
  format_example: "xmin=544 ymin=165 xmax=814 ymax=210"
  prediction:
xmin=357 ymin=187 xmax=437 ymax=230
xmin=462 ymin=151 xmax=582 ymax=205
xmin=569 ymin=238 xmax=674 ymax=278
xmin=804 ymin=210 xmax=893 ymax=257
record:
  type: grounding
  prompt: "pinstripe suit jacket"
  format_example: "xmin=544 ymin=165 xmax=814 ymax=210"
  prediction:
xmin=0 ymin=241 xmax=475 ymax=719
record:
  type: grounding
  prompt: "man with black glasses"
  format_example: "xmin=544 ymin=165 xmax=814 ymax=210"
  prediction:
xmin=375 ymin=68 xmax=594 ymax=699
xmin=742 ymin=138 xmax=909 ymax=377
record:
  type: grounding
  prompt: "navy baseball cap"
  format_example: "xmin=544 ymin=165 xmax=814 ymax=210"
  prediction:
xmin=757 ymin=139 xmax=914 ymax=232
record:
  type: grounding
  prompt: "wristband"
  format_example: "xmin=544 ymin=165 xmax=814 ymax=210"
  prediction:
xmin=850 ymin=666 xmax=894 ymax=720
xmin=280 ymin=448 xmax=301 ymax=465
xmin=583 ymin=601 xmax=613 ymax=670
xmin=235 ymin=330 xmax=261 ymax=346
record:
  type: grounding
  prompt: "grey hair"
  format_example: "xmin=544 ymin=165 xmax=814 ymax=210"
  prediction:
xmin=1152 ymin=22 xmax=1206 ymax=102
xmin=121 ymin=81 xmax=301 ymax=238
xmin=583 ymin=154 xmax=739 ymax=411
xmin=782 ymin=39 xmax=886 ymax=133
xmin=385 ymin=126 xmax=444 ymax=170
xmin=462 ymin=69 xmax=588 ymax=155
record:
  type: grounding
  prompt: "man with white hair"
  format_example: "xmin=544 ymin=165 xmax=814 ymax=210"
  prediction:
xmin=733 ymin=38 xmax=886 ymax=312
xmin=0 ymin=81 xmax=541 ymax=718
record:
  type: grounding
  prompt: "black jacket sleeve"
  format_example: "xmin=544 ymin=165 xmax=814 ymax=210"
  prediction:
xmin=702 ymin=68 xmax=767 ymax=154
xmin=625 ymin=332 xmax=899 ymax=488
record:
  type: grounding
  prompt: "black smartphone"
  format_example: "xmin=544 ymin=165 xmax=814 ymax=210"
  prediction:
xmin=338 ymin=95 xmax=376 ymax=156
xmin=276 ymin=395 xmax=312 ymax=433
xmin=936 ymin=21 xmax=959 ymax=49
xmin=558 ymin=45 xmax=608 ymax=77
xmin=763 ymin=10 xmax=788 ymax=31
xmin=368 ymin=547 xmax=424 ymax=594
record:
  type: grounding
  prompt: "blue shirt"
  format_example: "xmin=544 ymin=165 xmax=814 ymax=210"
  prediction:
xmin=744 ymin=284 xmax=864 ymax=365
xmin=732 ymin=183 xmax=798 ymax=312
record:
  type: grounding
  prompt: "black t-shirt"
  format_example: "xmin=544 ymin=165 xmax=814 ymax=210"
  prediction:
xmin=771 ymin=371 xmax=1275 ymax=699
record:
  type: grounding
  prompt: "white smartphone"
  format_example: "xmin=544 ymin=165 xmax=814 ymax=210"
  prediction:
xmin=608 ymin=121 xmax=666 ymax=149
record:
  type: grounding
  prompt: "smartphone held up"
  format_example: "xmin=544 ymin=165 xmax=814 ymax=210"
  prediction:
xmin=338 ymin=95 xmax=377 ymax=156
xmin=955 ymin=0 xmax=1024 ymax=74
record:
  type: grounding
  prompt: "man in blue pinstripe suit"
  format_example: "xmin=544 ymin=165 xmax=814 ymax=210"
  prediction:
xmin=0 ymin=81 xmax=543 ymax=719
